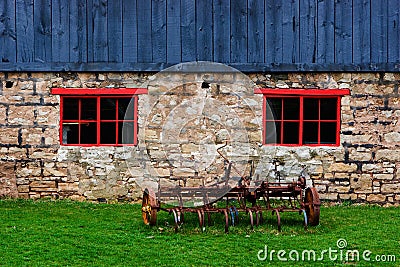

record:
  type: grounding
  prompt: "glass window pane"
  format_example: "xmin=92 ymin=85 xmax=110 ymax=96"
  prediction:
xmin=62 ymin=123 xmax=79 ymax=144
xmin=320 ymin=122 xmax=337 ymax=144
xmin=118 ymin=98 xmax=135 ymax=120
xmin=283 ymin=98 xmax=300 ymax=120
xmin=119 ymin=122 xmax=135 ymax=144
xmin=303 ymin=122 xmax=319 ymax=144
xmin=80 ymin=122 xmax=97 ymax=144
xmin=63 ymin=98 xmax=79 ymax=120
xmin=100 ymin=122 xmax=116 ymax=144
xmin=283 ymin=122 xmax=299 ymax=144
xmin=303 ymin=98 xmax=319 ymax=120
xmin=265 ymin=121 xmax=280 ymax=144
xmin=101 ymin=98 xmax=116 ymax=120
xmin=320 ymin=98 xmax=337 ymax=120
xmin=266 ymin=98 xmax=282 ymax=120
xmin=81 ymin=98 xmax=97 ymax=120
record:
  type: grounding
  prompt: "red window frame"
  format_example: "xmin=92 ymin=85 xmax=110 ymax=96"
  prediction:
xmin=52 ymin=88 xmax=147 ymax=146
xmin=255 ymin=89 xmax=350 ymax=147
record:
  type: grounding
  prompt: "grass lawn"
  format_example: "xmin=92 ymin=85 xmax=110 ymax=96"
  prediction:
xmin=0 ymin=199 xmax=399 ymax=266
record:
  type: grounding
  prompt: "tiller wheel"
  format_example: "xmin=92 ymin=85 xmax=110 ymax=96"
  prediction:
xmin=304 ymin=187 xmax=321 ymax=226
xmin=142 ymin=188 xmax=158 ymax=226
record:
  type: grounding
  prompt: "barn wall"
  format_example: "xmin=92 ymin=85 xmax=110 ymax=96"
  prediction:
xmin=0 ymin=0 xmax=399 ymax=72
xmin=0 ymin=71 xmax=399 ymax=205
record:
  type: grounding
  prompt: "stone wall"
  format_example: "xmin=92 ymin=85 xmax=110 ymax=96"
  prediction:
xmin=0 ymin=71 xmax=399 ymax=205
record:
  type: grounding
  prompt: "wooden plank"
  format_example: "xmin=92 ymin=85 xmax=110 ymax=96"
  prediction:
xmin=108 ymin=0 xmax=123 ymax=62
xmin=388 ymin=0 xmax=400 ymax=62
xmin=69 ymin=0 xmax=87 ymax=63
xmin=137 ymin=0 xmax=152 ymax=63
xmin=230 ymin=0 xmax=248 ymax=63
xmin=213 ymin=0 xmax=230 ymax=63
xmin=167 ymin=0 xmax=181 ymax=63
xmin=352 ymin=0 xmax=371 ymax=64
xmin=282 ymin=0 xmax=299 ymax=63
xmin=0 ymin=0 xmax=16 ymax=62
xmin=92 ymin=0 xmax=108 ymax=62
xmin=371 ymin=0 xmax=388 ymax=63
xmin=316 ymin=0 xmax=334 ymax=63
xmin=52 ymin=0 xmax=70 ymax=62
xmin=16 ymin=0 xmax=34 ymax=62
xmin=181 ymin=0 xmax=195 ymax=62
xmin=34 ymin=0 xmax=52 ymax=62
xmin=334 ymin=0 xmax=352 ymax=64
xmin=265 ymin=0 xmax=283 ymax=63
xmin=196 ymin=0 xmax=213 ymax=61
xmin=299 ymin=0 xmax=316 ymax=63
xmin=122 ymin=0 xmax=137 ymax=62
xmin=152 ymin=0 xmax=167 ymax=63
xmin=248 ymin=0 xmax=264 ymax=63
xmin=87 ymin=0 xmax=94 ymax=62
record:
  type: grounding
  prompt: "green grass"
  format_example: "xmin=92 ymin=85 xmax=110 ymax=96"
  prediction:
xmin=0 ymin=199 xmax=399 ymax=266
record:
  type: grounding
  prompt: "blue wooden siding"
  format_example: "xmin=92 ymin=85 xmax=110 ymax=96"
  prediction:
xmin=0 ymin=0 xmax=399 ymax=72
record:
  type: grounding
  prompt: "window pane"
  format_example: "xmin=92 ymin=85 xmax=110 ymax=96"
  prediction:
xmin=81 ymin=98 xmax=97 ymax=120
xmin=101 ymin=98 xmax=116 ymax=120
xmin=118 ymin=98 xmax=135 ymax=120
xmin=283 ymin=122 xmax=299 ymax=144
xmin=283 ymin=98 xmax=300 ymax=120
xmin=320 ymin=122 xmax=337 ymax=144
xmin=266 ymin=98 xmax=282 ymax=120
xmin=62 ymin=123 xmax=78 ymax=144
xmin=119 ymin=122 xmax=135 ymax=144
xmin=320 ymin=98 xmax=337 ymax=120
xmin=63 ymin=98 xmax=79 ymax=120
xmin=80 ymin=122 xmax=97 ymax=144
xmin=303 ymin=122 xmax=319 ymax=144
xmin=100 ymin=122 xmax=116 ymax=144
xmin=303 ymin=98 xmax=319 ymax=120
xmin=265 ymin=121 xmax=280 ymax=144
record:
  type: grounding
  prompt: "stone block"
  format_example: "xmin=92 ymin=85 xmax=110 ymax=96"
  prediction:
xmin=381 ymin=183 xmax=400 ymax=193
xmin=373 ymin=174 xmax=394 ymax=180
xmin=17 ymin=185 xmax=30 ymax=193
xmin=350 ymin=174 xmax=372 ymax=193
xmin=328 ymin=163 xmax=358 ymax=173
xmin=154 ymin=168 xmax=170 ymax=177
xmin=383 ymin=132 xmax=400 ymax=143
xmin=0 ymin=128 xmax=19 ymax=144
xmin=362 ymin=164 xmax=385 ymax=173
xmin=36 ymin=106 xmax=59 ymax=125
xmin=0 ymin=106 xmax=7 ymax=124
xmin=319 ymin=192 xmax=338 ymax=201
xmin=58 ymin=182 xmax=79 ymax=191
xmin=173 ymin=168 xmax=195 ymax=177
xmin=181 ymin=143 xmax=198 ymax=154
xmin=0 ymin=162 xmax=18 ymax=197
xmin=389 ymin=97 xmax=400 ymax=109
xmin=375 ymin=149 xmax=400 ymax=162
xmin=328 ymin=185 xmax=350 ymax=193
xmin=18 ymin=193 xmax=29 ymax=199
xmin=8 ymin=106 xmax=35 ymax=125
xmin=35 ymin=80 xmax=51 ymax=94
xmin=68 ymin=195 xmax=86 ymax=201
xmin=314 ymin=184 xmax=327 ymax=193
xmin=338 ymin=193 xmax=358 ymax=200
xmin=366 ymin=194 xmax=387 ymax=202
xmin=145 ymin=129 xmax=158 ymax=140
xmin=30 ymin=181 xmax=57 ymax=188
xmin=43 ymin=167 xmax=68 ymax=177
xmin=21 ymin=128 xmax=43 ymax=146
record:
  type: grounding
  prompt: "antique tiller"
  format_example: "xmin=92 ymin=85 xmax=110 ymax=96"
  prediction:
xmin=141 ymin=143 xmax=320 ymax=232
